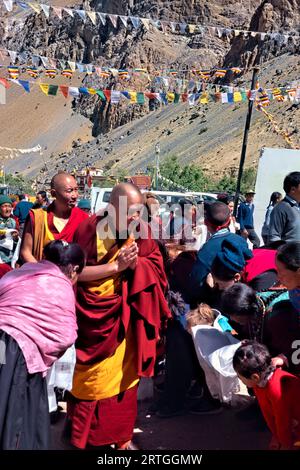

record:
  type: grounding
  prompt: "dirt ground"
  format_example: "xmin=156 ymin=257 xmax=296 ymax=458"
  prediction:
xmin=50 ymin=389 xmax=270 ymax=451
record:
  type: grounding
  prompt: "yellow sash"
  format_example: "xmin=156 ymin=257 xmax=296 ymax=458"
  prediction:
xmin=32 ymin=209 xmax=55 ymax=260
xmin=86 ymin=237 xmax=123 ymax=296
xmin=72 ymin=323 xmax=139 ymax=400
xmin=71 ymin=234 xmax=139 ymax=400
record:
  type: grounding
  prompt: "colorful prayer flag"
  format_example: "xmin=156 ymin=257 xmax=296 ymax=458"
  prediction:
xmin=61 ymin=68 xmax=73 ymax=79
xmin=48 ymin=85 xmax=58 ymax=96
xmin=18 ymin=80 xmax=30 ymax=93
xmin=7 ymin=66 xmax=19 ymax=79
xmin=45 ymin=69 xmax=56 ymax=79
xmin=59 ymin=85 xmax=69 ymax=98
xmin=39 ymin=83 xmax=49 ymax=95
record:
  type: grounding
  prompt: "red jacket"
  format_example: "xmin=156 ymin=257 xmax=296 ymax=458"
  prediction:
xmin=242 ymin=248 xmax=277 ymax=284
xmin=254 ymin=368 xmax=300 ymax=448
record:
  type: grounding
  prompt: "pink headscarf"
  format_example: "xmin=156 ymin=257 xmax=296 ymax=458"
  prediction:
xmin=0 ymin=260 xmax=77 ymax=375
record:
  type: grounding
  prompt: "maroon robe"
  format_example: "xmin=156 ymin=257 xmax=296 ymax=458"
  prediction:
xmin=73 ymin=214 xmax=171 ymax=377
xmin=27 ymin=204 xmax=88 ymax=242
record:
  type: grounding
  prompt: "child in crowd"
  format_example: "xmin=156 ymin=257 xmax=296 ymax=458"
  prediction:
xmin=233 ymin=341 xmax=300 ymax=450
xmin=187 ymin=302 xmax=235 ymax=334
xmin=186 ymin=303 xmax=240 ymax=404
xmin=186 ymin=303 xmax=215 ymax=331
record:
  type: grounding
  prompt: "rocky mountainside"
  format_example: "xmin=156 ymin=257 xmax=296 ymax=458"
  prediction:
xmin=0 ymin=0 xmax=299 ymax=180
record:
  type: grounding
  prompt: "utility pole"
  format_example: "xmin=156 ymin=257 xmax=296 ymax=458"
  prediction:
xmin=233 ymin=66 xmax=260 ymax=217
xmin=155 ymin=142 xmax=160 ymax=190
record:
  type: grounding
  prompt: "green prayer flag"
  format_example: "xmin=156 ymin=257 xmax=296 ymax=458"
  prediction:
xmin=96 ymin=90 xmax=106 ymax=101
xmin=137 ymin=92 xmax=145 ymax=105
xmin=48 ymin=85 xmax=58 ymax=96
xmin=174 ymin=93 xmax=180 ymax=104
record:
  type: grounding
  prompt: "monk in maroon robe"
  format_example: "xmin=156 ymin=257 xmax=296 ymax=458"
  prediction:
xmin=68 ymin=183 xmax=171 ymax=449
xmin=20 ymin=172 xmax=88 ymax=262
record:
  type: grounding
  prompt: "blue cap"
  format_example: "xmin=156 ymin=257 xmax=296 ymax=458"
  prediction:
xmin=0 ymin=196 xmax=12 ymax=206
xmin=215 ymin=238 xmax=253 ymax=274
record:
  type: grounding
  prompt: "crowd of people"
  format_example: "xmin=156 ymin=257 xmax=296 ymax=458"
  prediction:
xmin=0 ymin=170 xmax=299 ymax=451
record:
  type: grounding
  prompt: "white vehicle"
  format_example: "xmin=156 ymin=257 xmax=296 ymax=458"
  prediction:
xmin=90 ymin=187 xmax=217 ymax=214
xmin=149 ymin=191 xmax=188 ymax=205
xmin=90 ymin=187 xmax=113 ymax=213
xmin=91 ymin=188 xmax=189 ymax=214
xmin=187 ymin=192 xmax=218 ymax=203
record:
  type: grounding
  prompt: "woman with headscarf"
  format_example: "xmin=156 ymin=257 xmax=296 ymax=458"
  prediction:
xmin=0 ymin=240 xmax=85 ymax=449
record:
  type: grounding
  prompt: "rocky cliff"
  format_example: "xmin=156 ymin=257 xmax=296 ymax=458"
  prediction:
xmin=0 ymin=0 xmax=299 ymax=178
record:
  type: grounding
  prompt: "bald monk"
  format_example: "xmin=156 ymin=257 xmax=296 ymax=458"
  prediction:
xmin=67 ymin=183 xmax=171 ymax=450
xmin=20 ymin=172 xmax=88 ymax=262
xmin=19 ymin=172 xmax=89 ymax=415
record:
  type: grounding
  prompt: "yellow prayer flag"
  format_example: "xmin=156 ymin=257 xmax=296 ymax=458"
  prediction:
xmin=87 ymin=88 xmax=97 ymax=95
xmin=28 ymin=2 xmax=41 ymax=13
xmin=200 ymin=92 xmax=209 ymax=104
xmin=39 ymin=84 xmax=49 ymax=95
xmin=189 ymin=24 xmax=196 ymax=34
xmin=141 ymin=18 xmax=150 ymax=31
xmin=87 ymin=11 xmax=97 ymax=25
xmin=68 ymin=62 xmax=76 ymax=72
xmin=167 ymin=92 xmax=175 ymax=103
xmin=233 ymin=91 xmax=242 ymax=102
xmin=129 ymin=92 xmax=137 ymax=103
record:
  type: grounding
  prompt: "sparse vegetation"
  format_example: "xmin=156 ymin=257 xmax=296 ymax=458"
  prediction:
xmin=157 ymin=156 xmax=257 ymax=193
xmin=159 ymin=156 xmax=209 ymax=191
xmin=218 ymin=167 xmax=257 ymax=193
xmin=0 ymin=173 xmax=34 ymax=194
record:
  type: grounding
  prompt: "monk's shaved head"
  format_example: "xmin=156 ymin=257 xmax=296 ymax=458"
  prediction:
xmin=110 ymin=183 xmax=142 ymax=207
xmin=50 ymin=172 xmax=79 ymax=210
xmin=108 ymin=183 xmax=143 ymax=235
xmin=51 ymin=172 xmax=77 ymax=190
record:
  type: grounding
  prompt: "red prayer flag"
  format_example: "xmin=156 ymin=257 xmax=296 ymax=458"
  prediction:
xmin=181 ymin=93 xmax=188 ymax=102
xmin=0 ymin=78 xmax=10 ymax=89
xmin=104 ymin=89 xmax=111 ymax=101
xmin=60 ymin=85 xmax=69 ymax=98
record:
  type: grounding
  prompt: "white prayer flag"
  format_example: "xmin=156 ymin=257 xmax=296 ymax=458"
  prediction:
xmin=69 ymin=87 xmax=80 ymax=97
xmin=40 ymin=4 xmax=50 ymax=18
xmin=119 ymin=16 xmax=128 ymax=27
xmin=0 ymin=83 xmax=6 ymax=105
xmin=3 ymin=0 xmax=13 ymax=11
xmin=87 ymin=11 xmax=97 ymax=26
xmin=130 ymin=16 xmax=141 ymax=29
xmin=64 ymin=8 xmax=74 ymax=17
xmin=111 ymin=91 xmax=121 ymax=104
xmin=75 ymin=10 xmax=86 ymax=22
xmin=170 ymin=22 xmax=177 ymax=33
xmin=8 ymin=50 xmax=17 ymax=63
xmin=221 ymin=93 xmax=228 ymax=104
xmin=98 ymin=12 xmax=107 ymax=25
xmin=52 ymin=6 xmax=63 ymax=20
xmin=40 ymin=56 xmax=49 ymax=67
xmin=108 ymin=14 xmax=118 ymax=28
xmin=68 ymin=61 xmax=76 ymax=71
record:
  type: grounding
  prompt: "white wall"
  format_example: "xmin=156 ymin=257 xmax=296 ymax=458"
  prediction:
xmin=254 ymin=147 xmax=300 ymax=242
